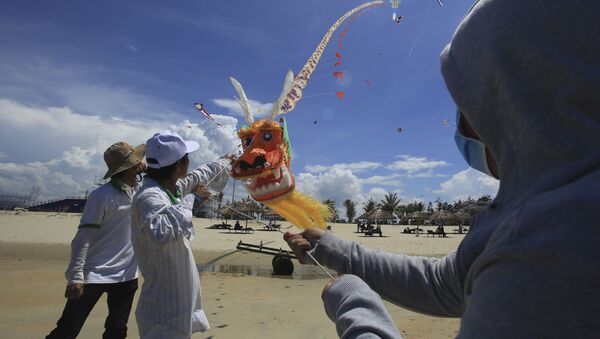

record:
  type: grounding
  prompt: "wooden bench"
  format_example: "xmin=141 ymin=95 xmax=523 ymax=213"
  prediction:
xmin=426 ymin=230 xmax=447 ymax=237
xmin=365 ymin=228 xmax=383 ymax=237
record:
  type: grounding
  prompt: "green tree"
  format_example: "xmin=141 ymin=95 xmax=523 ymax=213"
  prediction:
xmin=380 ymin=192 xmax=402 ymax=217
xmin=405 ymin=201 xmax=425 ymax=213
xmin=362 ymin=198 xmax=377 ymax=215
xmin=343 ymin=199 xmax=356 ymax=223
xmin=477 ymin=195 xmax=492 ymax=203
xmin=322 ymin=199 xmax=338 ymax=222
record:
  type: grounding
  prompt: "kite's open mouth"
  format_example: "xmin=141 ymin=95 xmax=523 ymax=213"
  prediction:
xmin=231 ymin=148 xmax=284 ymax=179
xmin=244 ymin=163 xmax=294 ymax=201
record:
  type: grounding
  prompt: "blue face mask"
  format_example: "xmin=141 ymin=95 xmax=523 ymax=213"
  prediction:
xmin=454 ymin=110 xmax=497 ymax=178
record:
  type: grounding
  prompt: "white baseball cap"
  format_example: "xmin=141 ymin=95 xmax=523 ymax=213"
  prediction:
xmin=145 ymin=130 xmax=199 ymax=169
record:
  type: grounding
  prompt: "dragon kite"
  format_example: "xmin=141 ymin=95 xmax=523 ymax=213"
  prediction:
xmin=228 ymin=1 xmax=383 ymax=229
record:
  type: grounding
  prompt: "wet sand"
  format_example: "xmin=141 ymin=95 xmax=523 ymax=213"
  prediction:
xmin=0 ymin=211 xmax=461 ymax=338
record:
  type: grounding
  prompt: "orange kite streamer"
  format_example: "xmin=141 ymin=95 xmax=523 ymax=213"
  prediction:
xmin=333 ymin=71 xmax=344 ymax=79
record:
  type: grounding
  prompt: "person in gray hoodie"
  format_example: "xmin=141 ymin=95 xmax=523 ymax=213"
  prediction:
xmin=284 ymin=0 xmax=600 ymax=338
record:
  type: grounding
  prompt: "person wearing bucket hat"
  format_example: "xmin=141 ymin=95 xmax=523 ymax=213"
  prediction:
xmin=130 ymin=130 xmax=236 ymax=339
xmin=47 ymin=142 xmax=146 ymax=339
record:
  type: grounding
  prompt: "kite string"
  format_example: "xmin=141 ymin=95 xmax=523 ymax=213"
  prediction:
xmin=398 ymin=0 xmax=434 ymax=74
xmin=302 ymin=92 xmax=337 ymax=99
xmin=221 ymin=204 xmax=335 ymax=280
xmin=201 ymin=143 xmax=243 ymax=187
xmin=198 ymin=151 xmax=334 ymax=279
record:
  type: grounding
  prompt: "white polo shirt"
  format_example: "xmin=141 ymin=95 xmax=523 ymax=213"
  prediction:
xmin=65 ymin=179 xmax=138 ymax=284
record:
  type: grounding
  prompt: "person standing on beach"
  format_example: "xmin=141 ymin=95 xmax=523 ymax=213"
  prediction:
xmin=285 ymin=0 xmax=600 ymax=337
xmin=46 ymin=142 xmax=146 ymax=339
xmin=130 ymin=130 xmax=234 ymax=339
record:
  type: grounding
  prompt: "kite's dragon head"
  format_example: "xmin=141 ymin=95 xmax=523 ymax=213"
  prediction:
xmin=233 ymin=118 xmax=295 ymax=202
xmin=228 ymin=1 xmax=383 ymax=227
xmin=229 ymin=69 xmax=297 ymax=202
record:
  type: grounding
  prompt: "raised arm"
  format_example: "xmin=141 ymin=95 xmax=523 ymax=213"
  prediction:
xmin=178 ymin=157 xmax=231 ymax=196
xmin=311 ymin=232 xmax=464 ymax=317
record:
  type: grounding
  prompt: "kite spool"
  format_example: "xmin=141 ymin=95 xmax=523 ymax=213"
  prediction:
xmin=272 ymin=254 xmax=294 ymax=275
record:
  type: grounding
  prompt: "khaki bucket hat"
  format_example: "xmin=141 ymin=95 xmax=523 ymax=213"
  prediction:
xmin=103 ymin=142 xmax=146 ymax=179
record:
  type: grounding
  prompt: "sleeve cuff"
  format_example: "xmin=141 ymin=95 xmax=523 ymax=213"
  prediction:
xmin=308 ymin=231 xmax=354 ymax=274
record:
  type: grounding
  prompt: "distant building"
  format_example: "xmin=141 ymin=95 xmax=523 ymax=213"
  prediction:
xmin=0 ymin=187 xmax=40 ymax=210
xmin=27 ymin=198 xmax=87 ymax=213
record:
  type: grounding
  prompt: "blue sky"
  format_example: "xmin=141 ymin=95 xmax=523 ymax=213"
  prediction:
xmin=0 ymin=0 xmax=498 ymax=209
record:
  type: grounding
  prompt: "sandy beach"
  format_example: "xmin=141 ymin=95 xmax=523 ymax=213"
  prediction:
xmin=0 ymin=211 xmax=462 ymax=338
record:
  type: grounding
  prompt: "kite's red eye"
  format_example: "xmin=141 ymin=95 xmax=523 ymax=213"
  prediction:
xmin=263 ymin=132 xmax=272 ymax=142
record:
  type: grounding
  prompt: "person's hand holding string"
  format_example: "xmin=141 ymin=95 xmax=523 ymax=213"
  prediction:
xmin=283 ymin=229 xmax=325 ymax=264
xmin=192 ymin=184 xmax=212 ymax=200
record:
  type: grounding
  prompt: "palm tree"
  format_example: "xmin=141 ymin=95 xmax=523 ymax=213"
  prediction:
xmin=362 ymin=199 xmax=377 ymax=215
xmin=405 ymin=201 xmax=424 ymax=213
xmin=322 ymin=199 xmax=338 ymax=222
xmin=343 ymin=199 xmax=356 ymax=223
xmin=380 ymin=192 xmax=401 ymax=217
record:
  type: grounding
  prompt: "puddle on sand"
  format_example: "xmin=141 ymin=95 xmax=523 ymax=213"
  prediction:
xmin=197 ymin=263 xmax=334 ymax=280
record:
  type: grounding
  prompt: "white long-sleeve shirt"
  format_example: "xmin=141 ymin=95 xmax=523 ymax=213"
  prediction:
xmin=130 ymin=158 xmax=229 ymax=339
xmin=66 ymin=179 xmax=138 ymax=285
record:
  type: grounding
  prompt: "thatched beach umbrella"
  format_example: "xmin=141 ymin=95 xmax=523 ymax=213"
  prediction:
xmin=432 ymin=210 xmax=452 ymax=224
xmin=406 ymin=211 xmax=426 ymax=225
xmin=360 ymin=208 xmax=395 ymax=225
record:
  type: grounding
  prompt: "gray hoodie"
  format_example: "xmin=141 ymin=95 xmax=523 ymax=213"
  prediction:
xmin=317 ymin=0 xmax=600 ymax=338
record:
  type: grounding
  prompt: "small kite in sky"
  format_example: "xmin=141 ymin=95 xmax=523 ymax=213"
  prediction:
xmin=397 ymin=127 xmax=403 ymax=133
xmin=333 ymin=71 xmax=344 ymax=79
xmin=335 ymin=92 xmax=345 ymax=99
xmin=366 ymin=79 xmax=372 ymax=87
xmin=334 ymin=51 xmax=343 ymax=67
xmin=442 ymin=119 xmax=450 ymax=126
xmin=194 ymin=103 xmax=222 ymax=127
xmin=390 ymin=0 xmax=442 ymax=23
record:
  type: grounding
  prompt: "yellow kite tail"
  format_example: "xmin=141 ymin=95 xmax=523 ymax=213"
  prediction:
xmin=263 ymin=189 xmax=332 ymax=229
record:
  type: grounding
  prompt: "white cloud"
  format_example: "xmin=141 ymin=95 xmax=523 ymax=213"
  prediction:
xmin=358 ymin=174 xmax=402 ymax=187
xmin=0 ymin=99 xmax=240 ymax=200
xmin=296 ymin=168 xmax=364 ymax=211
xmin=126 ymin=43 xmax=138 ymax=52
xmin=433 ymin=168 xmax=499 ymax=201
xmin=213 ymin=98 xmax=273 ymax=121
xmin=304 ymin=161 xmax=382 ymax=174
xmin=365 ymin=187 xmax=388 ymax=203
xmin=386 ymin=155 xmax=450 ymax=177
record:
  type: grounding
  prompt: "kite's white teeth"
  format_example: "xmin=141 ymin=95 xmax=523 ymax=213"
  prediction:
xmin=245 ymin=165 xmax=291 ymax=197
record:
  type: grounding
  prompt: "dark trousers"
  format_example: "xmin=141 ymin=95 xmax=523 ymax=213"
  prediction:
xmin=46 ymin=279 xmax=138 ymax=339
